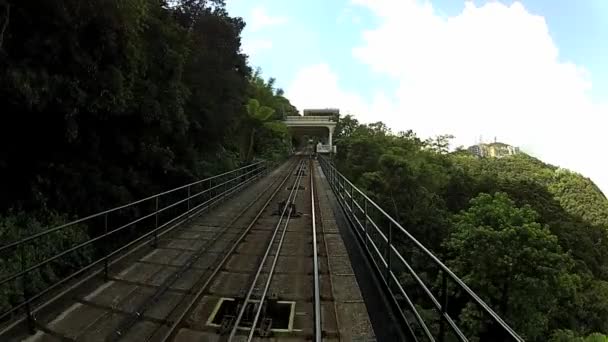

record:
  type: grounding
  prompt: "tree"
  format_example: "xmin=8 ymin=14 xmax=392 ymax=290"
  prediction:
xmin=551 ymin=330 xmax=608 ymax=342
xmin=334 ymin=114 xmax=360 ymax=140
xmin=241 ymin=99 xmax=275 ymax=161
xmin=0 ymin=0 xmax=298 ymax=316
xmin=425 ymin=134 xmax=455 ymax=154
xmin=445 ymin=192 xmax=577 ymax=340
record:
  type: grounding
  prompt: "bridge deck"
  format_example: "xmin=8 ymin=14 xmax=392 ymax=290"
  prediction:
xmin=19 ymin=159 xmax=374 ymax=342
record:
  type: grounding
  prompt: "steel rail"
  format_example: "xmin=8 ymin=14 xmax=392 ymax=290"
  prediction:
xmin=242 ymin=159 xmax=308 ymax=342
xmin=108 ymin=160 xmax=298 ymax=341
xmin=226 ymin=159 xmax=307 ymax=341
xmin=159 ymin=158 xmax=302 ymax=342
xmin=309 ymin=159 xmax=323 ymax=342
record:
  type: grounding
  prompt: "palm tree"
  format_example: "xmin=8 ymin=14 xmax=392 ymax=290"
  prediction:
xmin=242 ymin=98 xmax=275 ymax=162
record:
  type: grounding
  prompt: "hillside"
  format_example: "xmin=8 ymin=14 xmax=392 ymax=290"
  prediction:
xmin=0 ymin=0 xmax=296 ymax=317
xmin=334 ymin=115 xmax=608 ymax=341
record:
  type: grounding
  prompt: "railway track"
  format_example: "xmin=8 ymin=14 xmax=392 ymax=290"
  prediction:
xmin=105 ymin=159 xmax=303 ymax=341
xmin=20 ymin=156 xmax=377 ymax=342
xmin=162 ymin=156 xmax=332 ymax=341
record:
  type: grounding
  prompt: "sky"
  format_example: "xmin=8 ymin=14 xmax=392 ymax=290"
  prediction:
xmin=226 ymin=0 xmax=608 ymax=194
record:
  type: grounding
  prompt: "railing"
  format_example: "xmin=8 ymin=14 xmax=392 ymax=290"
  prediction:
xmin=318 ymin=156 xmax=523 ymax=342
xmin=316 ymin=144 xmax=333 ymax=153
xmin=0 ymin=161 xmax=268 ymax=332
xmin=284 ymin=116 xmax=335 ymax=122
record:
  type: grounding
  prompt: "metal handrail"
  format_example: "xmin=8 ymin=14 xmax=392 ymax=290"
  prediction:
xmin=0 ymin=161 xmax=264 ymax=255
xmin=0 ymin=161 xmax=268 ymax=331
xmin=318 ymin=156 xmax=523 ymax=342
xmin=284 ymin=116 xmax=335 ymax=122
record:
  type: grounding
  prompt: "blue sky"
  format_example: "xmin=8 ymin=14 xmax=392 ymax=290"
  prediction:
xmin=226 ymin=0 xmax=608 ymax=193
xmin=228 ymin=0 xmax=608 ymax=99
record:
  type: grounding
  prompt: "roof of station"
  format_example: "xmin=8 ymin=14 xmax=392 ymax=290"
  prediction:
xmin=303 ymin=108 xmax=339 ymax=116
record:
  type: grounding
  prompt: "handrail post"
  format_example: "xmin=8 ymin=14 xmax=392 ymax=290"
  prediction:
xmin=386 ymin=222 xmax=392 ymax=286
xmin=187 ymin=185 xmax=191 ymax=216
xmin=331 ymin=168 xmax=338 ymax=190
xmin=224 ymin=174 xmax=228 ymax=199
xmin=350 ymin=183 xmax=354 ymax=213
xmin=207 ymin=178 xmax=212 ymax=206
xmin=334 ymin=169 xmax=337 ymax=190
xmin=364 ymin=200 xmax=369 ymax=250
xmin=20 ymin=243 xmax=35 ymax=334
xmin=103 ymin=213 xmax=109 ymax=280
xmin=153 ymin=196 xmax=159 ymax=248
xmin=438 ymin=271 xmax=448 ymax=341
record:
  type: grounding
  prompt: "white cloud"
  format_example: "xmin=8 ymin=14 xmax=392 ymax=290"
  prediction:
xmin=287 ymin=63 xmax=395 ymax=125
xmin=242 ymin=39 xmax=273 ymax=56
xmin=287 ymin=64 xmax=365 ymax=117
xmin=249 ymin=7 xmax=288 ymax=32
xmin=337 ymin=7 xmax=362 ymax=25
xmin=289 ymin=0 xmax=608 ymax=193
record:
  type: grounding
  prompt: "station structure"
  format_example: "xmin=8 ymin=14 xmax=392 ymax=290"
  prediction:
xmin=284 ymin=109 xmax=338 ymax=154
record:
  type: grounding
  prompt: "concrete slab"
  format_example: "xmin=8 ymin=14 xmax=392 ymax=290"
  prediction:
xmin=112 ymin=286 xmax=157 ymax=313
xmin=22 ymin=331 xmax=63 ymax=342
xmin=323 ymin=235 xmax=347 ymax=255
xmin=193 ymin=252 xmax=223 ymax=270
xmin=174 ymin=329 xmax=221 ymax=342
xmin=164 ymin=238 xmax=209 ymax=251
xmin=47 ymin=303 xmax=106 ymax=339
xmin=176 ymin=230 xmax=215 ymax=240
xmin=147 ymin=264 xmax=180 ymax=287
xmin=77 ymin=311 xmax=127 ymax=341
xmin=335 ymin=302 xmax=375 ymax=341
xmin=265 ymin=274 xmax=311 ymax=300
xmin=320 ymin=301 xmax=339 ymax=335
xmin=331 ymin=275 xmax=365 ymax=302
xmin=171 ymin=269 xmax=208 ymax=291
xmin=328 ymin=255 xmax=355 ymax=275
xmin=121 ymin=320 xmax=165 ymax=342
xmin=208 ymin=271 xmax=250 ymax=297
xmin=321 ymin=219 xmax=339 ymax=233
xmin=84 ymin=281 xmax=138 ymax=309
xmin=228 ymin=255 xmax=323 ymax=275
xmin=145 ymin=291 xmax=192 ymax=322
xmin=187 ymin=294 xmax=221 ymax=331
xmin=141 ymin=248 xmax=184 ymax=265
xmin=115 ymin=262 xmax=164 ymax=284
xmin=291 ymin=302 xmax=313 ymax=335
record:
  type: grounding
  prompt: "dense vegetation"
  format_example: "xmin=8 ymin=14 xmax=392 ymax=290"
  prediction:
xmin=333 ymin=115 xmax=608 ymax=341
xmin=1 ymin=1 xmax=606 ymax=340
xmin=0 ymin=0 xmax=295 ymax=316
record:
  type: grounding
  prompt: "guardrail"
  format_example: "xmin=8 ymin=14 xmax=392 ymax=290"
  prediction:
xmin=316 ymin=144 xmax=332 ymax=153
xmin=284 ymin=116 xmax=335 ymax=122
xmin=318 ymin=156 xmax=523 ymax=342
xmin=0 ymin=161 xmax=267 ymax=333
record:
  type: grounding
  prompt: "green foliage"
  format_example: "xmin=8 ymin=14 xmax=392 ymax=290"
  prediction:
xmin=0 ymin=0 xmax=296 ymax=317
xmin=446 ymin=192 xmax=577 ymax=340
xmin=0 ymin=211 xmax=92 ymax=314
xmin=240 ymin=98 xmax=275 ymax=161
xmin=335 ymin=115 xmax=608 ymax=339
xmin=551 ymin=330 xmax=608 ymax=342
xmin=240 ymin=72 xmax=297 ymax=163
xmin=0 ymin=0 xmax=295 ymax=214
